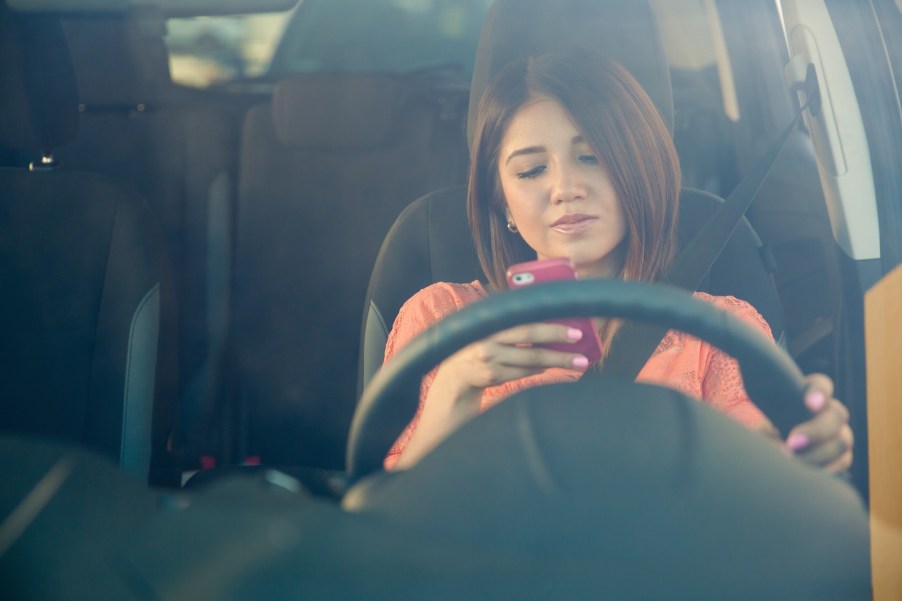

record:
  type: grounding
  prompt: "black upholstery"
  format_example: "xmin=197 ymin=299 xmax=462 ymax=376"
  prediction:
xmin=231 ymin=70 xmax=470 ymax=468
xmin=358 ymin=0 xmax=785 ymax=393
xmin=53 ymin=11 xmax=246 ymax=461
xmin=0 ymin=10 xmax=77 ymax=151
xmin=0 ymin=4 xmax=176 ymax=484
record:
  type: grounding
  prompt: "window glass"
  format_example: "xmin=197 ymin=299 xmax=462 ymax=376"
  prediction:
xmin=165 ymin=11 xmax=294 ymax=88
xmin=267 ymin=0 xmax=494 ymax=77
xmin=651 ymin=0 xmax=739 ymax=194
xmin=164 ymin=0 xmax=493 ymax=88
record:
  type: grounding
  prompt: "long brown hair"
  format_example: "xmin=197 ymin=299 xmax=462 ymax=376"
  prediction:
xmin=468 ymin=51 xmax=681 ymax=289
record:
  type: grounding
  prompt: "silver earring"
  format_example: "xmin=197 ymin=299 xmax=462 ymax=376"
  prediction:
xmin=507 ymin=220 xmax=519 ymax=234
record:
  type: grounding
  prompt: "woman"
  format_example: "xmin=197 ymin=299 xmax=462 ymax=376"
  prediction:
xmin=384 ymin=51 xmax=852 ymax=473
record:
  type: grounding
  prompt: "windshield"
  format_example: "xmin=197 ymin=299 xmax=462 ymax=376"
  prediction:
xmin=2 ymin=0 xmax=901 ymax=596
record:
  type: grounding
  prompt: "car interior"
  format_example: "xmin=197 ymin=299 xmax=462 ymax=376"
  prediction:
xmin=2 ymin=0 xmax=900 ymax=597
xmin=0 ymin=4 xmax=179 ymax=485
xmin=357 ymin=0 xmax=792 ymax=429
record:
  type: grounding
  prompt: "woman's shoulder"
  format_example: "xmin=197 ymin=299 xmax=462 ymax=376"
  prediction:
xmin=387 ymin=281 xmax=488 ymax=358
xmin=396 ymin=280 xmax=488 ymax=323
xmin=691 ymin=291 xmax=773 ymax=338
xmin=404 ymin=280 xmax=487 ymax=308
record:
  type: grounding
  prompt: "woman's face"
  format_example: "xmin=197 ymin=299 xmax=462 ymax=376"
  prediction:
xmin=498 ymin=97 xmax=627 ymax=279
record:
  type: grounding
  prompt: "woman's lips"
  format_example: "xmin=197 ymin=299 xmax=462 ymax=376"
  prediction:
xmin=550 ymin=214 xmax=598 ymax=234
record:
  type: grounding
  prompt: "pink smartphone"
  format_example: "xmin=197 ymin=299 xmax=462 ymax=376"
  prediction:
xmin=505 ymin=258 xmax=603 ymax=363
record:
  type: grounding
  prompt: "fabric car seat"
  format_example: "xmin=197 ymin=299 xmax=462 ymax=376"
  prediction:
xmin=231 ymin=71 xmax=470 ymax=469
xmin=0 ymin=5 xmax=177 ymax=485
xmin=53 ymin=9 xmax=246 ymax=464
xmin=358 ymin=0 xmax=786 ymax=392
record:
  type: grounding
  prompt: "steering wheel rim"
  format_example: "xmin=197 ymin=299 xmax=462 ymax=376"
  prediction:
xmin=347 ymin=280 xmax=808 ymax=482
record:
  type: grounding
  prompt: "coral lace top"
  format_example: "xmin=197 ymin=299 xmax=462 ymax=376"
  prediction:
xmin=384 ymin=281 xmax=773 ymax=469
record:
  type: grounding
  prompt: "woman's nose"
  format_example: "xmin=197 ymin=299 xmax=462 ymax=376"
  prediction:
xmin=551 ymin=165 xmax=586 ymax=204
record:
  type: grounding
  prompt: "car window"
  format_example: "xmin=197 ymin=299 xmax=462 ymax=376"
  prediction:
xmin=164 ymin=0 xmax=492 ymax=88
xmin=267 ymin=0 xmax=494 ymax=76
xmin=651 ymin=0 xmax=739 ymax=196
xmin=164 ymin=11 xmax=294 ymax=88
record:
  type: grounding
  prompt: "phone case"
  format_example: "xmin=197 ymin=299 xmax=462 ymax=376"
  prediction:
xmin=505 ymin=258 xmax=603 ymax=363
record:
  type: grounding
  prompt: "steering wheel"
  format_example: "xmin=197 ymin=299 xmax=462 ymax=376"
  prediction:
xmin=346 ymin=280 xmax=809 ymax=483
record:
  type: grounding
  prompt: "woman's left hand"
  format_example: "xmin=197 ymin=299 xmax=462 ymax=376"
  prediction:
xmin=785 ymin=373 xmax=854 ymax=473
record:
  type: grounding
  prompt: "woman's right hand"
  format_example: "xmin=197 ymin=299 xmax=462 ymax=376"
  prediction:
xmin=433 ymin=322 xmax=591 ymax=403
xmin=394 ymin=322 xmax=590 ymax=469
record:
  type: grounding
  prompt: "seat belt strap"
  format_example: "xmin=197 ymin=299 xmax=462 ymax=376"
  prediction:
xmin=597 ymin=64 xmax=820 ymax=380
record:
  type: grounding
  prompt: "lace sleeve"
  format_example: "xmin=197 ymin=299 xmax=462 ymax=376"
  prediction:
xmin=383 ymin=282 xmax=483 ymax=469
xmin=699 ymin=294 xmax=773 ymax=430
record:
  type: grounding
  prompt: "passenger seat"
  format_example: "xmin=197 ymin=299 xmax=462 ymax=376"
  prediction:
xmin=54 ymin=8 xmax=254 ymax=467
xmin=0 ymin=5 xmax=177 ymax=485
xmin=231 ymin=71 xmax=469 ymax=468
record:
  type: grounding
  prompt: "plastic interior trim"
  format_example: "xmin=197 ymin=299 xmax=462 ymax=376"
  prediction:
xmin=781 ymin=0 xmax=881 ymax=260
xmin=120 ymin=283 xmax=159 ymax=482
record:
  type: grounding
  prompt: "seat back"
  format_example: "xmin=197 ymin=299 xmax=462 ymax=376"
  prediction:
xmin=0 ymin=5 xmax=176 ymax=484
xmin=359 ymin=0 xmax=784 ymax=393
xmin=231 ymin=71 xmax=470 ymax=468
xmin=53 ymin=10 xmax=249 ymax=463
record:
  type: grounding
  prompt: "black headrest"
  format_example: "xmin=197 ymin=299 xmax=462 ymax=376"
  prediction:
xmin=60 ymin=11 xmax=170 ymax=107
xmin=467 ymin=0 xmax=673 ymax=143
xmin=272 ymin=74 xmax=404 ymax=149
xmin=0 ymin=3 xmax=78 ymax=151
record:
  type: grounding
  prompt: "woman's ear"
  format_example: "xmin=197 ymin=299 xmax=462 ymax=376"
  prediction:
xmin=500 ymin=199 xmax=514 ymax=221
xmin=505 ymin=210 xmax=519 ymax=234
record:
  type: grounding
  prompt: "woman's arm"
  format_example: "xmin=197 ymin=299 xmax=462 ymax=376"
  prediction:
xmin=699 ymin=294 xmax=852 ymax=473
xmin=383 ymin=283 xmax=589 ymax=469
xmin=393 ymin=322 xmax=589 ymax=468
xmin=699 ymin=294 xmax=775 ymax=431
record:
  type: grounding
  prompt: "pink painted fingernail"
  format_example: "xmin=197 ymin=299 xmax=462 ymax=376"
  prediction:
xmin=567 ymin=327 xmax=583 ymax=341
xmin=572 ymin=355 xmax=589 ymax=369
xmin=786 ymin=433 xmax=809 ymax=452
xmin=805 ymin=390 xmax=827 ymax=412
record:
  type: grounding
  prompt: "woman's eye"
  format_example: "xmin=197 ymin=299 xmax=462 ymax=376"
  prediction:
xmin=516 ymin=165 xmax=546 ymax=179
xmin=579 ymin=154 xmax=599 ymax=164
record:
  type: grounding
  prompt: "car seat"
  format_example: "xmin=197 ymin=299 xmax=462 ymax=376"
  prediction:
xmin=358 ymin=0 xmax=785 ymax=393
xmin=230 ymin=69 xmax=471 ymax=469
xmin=0 ymin=4 xmax=177 ymax=485
xmin=53 ymin=8 xmax=248 ymax=465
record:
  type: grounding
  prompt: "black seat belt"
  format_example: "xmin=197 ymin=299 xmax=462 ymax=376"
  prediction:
xmin=597 ymin=64 xmax=820 ymax=381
